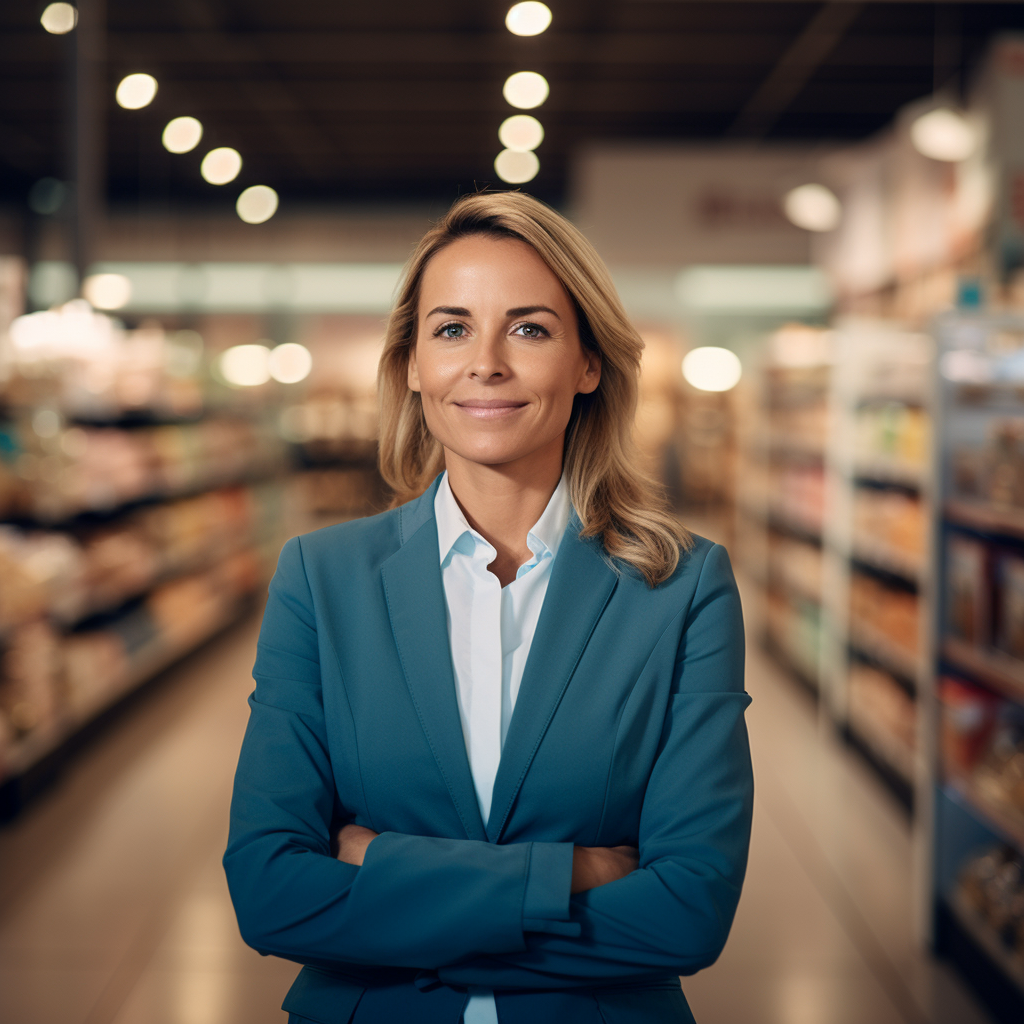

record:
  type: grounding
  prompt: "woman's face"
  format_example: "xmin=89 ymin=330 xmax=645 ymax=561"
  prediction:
xmin=408 ymin=234 xmax=601 ymax=473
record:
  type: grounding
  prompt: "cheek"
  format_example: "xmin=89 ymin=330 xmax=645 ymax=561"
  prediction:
xmin=414 ymin=348 xmax=459 ymax=395
xmin=532 ymin=356 xmax=587 ymax=411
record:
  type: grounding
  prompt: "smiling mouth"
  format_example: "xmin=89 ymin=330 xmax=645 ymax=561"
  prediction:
xmin=453 ymin=399 xmax=529 ymax=418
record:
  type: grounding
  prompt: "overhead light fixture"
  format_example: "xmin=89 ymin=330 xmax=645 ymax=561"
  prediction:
xmin=162 ymin=116 xmax=203 ymax=154
xmin=503 ymin=71 xmax=549 ymax=110
xmin=682 ymin=347 xmax=742 ymax=393
xmin=200 ymin=147 xmax=242 ymax=185
xmin=910 ymin=107 xmax=977 ymax=162
xmin=82 ymin=273 xmax=132 ymax=310
xmin=268 ymin=343 xmax=313 ymax=384
xmin=40 ymin=3 xmax=77 ymax=34
xmin=505 ymin=2 xmax=552 ymax=36
xmin=115 ymin=73 xmax=158 ymax=110
xmin=236 ymin=185 xmax=279 ymax=224
xmin=498 ymin=115 xmax=544 ymax=152
xmin=218 ymin=344 xmax=271 ymax=387
xmin=495 ymin=149 xmax=540 ymax=184
xmin=783 ymin=183 xmax=842 ymax=232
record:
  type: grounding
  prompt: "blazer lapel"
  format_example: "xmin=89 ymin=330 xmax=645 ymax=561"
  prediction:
xmin=487 ymin=521 xmax=618 ymax=842
xmin=381 ymin=482 xmax=487 ymax=842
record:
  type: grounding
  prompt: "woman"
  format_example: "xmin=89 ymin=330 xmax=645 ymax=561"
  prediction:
xmin=224 ymin=191 xmax=753 ymax=1024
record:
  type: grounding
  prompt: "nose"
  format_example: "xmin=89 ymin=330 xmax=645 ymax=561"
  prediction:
xmin=467 ymin=331 xmax=508 ymax=381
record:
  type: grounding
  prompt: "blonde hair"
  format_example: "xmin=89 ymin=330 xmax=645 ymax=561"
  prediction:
xmin=377 ymin=191 xmax=691 ymax=587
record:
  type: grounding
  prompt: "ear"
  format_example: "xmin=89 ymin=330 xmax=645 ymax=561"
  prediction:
xmin=407 ymin=346 xmax=421 ymax=392
xmin=576 ymin=348 xmax=602 ymax=395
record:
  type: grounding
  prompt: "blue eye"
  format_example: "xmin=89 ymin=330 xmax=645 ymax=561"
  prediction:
xmin=437 ymin=322 xmax=465 ymax=338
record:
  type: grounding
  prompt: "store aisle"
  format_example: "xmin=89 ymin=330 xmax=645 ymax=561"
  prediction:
xmin=0 ymin=567 xmax=996 ymax=1024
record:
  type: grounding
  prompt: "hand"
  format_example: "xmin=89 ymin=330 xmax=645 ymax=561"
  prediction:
xmin=570 ymin=845 xmax=639 ymax=894
xmin=335 ymin=823 xmax=379 ymax=866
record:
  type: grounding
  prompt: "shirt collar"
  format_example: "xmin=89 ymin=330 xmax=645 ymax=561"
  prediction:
xmin=434 ymin=471 xmax=571 ymax=567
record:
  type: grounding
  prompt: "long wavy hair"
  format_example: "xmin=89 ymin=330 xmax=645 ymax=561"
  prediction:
xmin=377 ymin=191 xmax=691 ymax=587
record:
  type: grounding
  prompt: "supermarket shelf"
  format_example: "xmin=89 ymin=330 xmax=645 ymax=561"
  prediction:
xmin=848 ymin=619 xmax=920 ymax=687
xmin=945 ymin=778 xmax=1024 ymax=856
xmin=948 ymin=890 xmax=1024 ymax=997
xmin=763 ymin=633 xmax=820 ymax=700
xmin=1 ymin=590 xmax=254 ymax=784
xmin=8 ymin=467 xmax=285 ymax=530
xmin=845 ymin=709 xmax=915 ymax=805
xmin=851 ymin=540 xmax=923 ymax=586
xmin=766 ymin=570 xmax=823 ymax=609
xmin=57 ymin=534 xmax=254 ymax=630
xmin=946 ymin=498 xmax=1024 ymax=541
xmin=853 ymin=457 xmax=928 ymax=490
xmin=842 ymin=721 xmax=914 ymax=814
xmin=767 ymin=433 xmax=826 ymax=462
xmin=739 ymin=499 xmax=823 ymax=546
xmin=767 ymin=510 xmax=823 ymax=545
xmin=942 ymin=637 xmax=1024 ymax=705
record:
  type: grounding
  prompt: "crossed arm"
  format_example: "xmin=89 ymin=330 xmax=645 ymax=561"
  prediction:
xmin=336 ymin=823 xmax=639 ymax=894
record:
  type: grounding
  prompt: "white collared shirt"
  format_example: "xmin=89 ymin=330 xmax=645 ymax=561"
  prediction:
xmin=434 ymin=471 xmax=570 ymax=1024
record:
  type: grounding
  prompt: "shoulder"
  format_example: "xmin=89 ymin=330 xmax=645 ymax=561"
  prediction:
xmin=273 ymin=498 xmax=414 ymax=597
xmin=611 ymin=532 xmax=733 ymax=599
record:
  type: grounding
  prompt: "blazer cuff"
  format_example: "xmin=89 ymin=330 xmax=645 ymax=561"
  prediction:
xmin=522 ymin=841 xmax=574 ymax=927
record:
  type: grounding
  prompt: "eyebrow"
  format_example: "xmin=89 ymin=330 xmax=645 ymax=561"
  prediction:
xmin=424 ymin=304 xmax=562 ymax=320
xmin=507 ymin=305 xmax=561 ymax=320
xmin=425 ymin=306 xmax=471 ymax=318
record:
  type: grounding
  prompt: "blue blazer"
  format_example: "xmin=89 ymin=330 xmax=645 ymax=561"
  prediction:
xmin=224 ymin=476 xmax=753 ymax=1024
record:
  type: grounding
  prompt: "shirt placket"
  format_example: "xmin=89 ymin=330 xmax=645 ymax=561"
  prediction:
xmin=467 ymin=543 xmax=503 ymax=827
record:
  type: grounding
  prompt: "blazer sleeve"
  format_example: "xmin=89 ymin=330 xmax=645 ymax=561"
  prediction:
xmin=222 ymin=536 xmax=574 ymax=971
xmin=435 ymin=542 xmax=754 ymax=989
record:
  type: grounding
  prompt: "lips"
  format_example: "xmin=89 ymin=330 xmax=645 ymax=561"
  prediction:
xmin=453 ymin=398 xmax=528 ymax=418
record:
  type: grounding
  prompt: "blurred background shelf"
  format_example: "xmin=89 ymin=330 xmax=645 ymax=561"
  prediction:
xmin=942 ymin=638 xmax=1024 ymax=705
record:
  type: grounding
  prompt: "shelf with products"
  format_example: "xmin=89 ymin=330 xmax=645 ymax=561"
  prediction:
xmin=929 ymin=309 xmax=1024 ymax=1021
xmin=733 ymin=327 xmax=832 ymax=694
xmin=0 ymin=483 xmax=285 ymax=794
xmin=849 ymin=622 xmax=919 ymax=691
xmin=816 ymin=321 xmax=933 ymax=818
xmin=0 ymin=303 xmax=293 ymax=806
xmin=939 ymin=675 xmax=1024 ymax=853
xmin=948 ymin=885 xmax=1024 ymax=998
xmin=1 ymin=572 xmax=256 ymax=785
xmin=847 ymin=659 xmax=917 ymax=787
xmin=945 ymin=499 xmax=1024 ymax=541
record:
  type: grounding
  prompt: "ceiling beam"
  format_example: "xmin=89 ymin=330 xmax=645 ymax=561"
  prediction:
xmin=727 ymin=1 xmax=865 ymax=137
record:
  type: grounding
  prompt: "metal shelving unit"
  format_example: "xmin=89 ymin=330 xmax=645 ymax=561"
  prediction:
xmin=929 ymin=310 xmax=1024 ymax=1023
xmin=819 ymin=321 xmax=934 ymax=819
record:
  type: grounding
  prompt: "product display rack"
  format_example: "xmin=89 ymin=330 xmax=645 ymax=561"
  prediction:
xmin=736 ymin=323 xmax=933 ymax=817
xmin=0 ymin=311 xmax=290 ymax=816
xmin=735 ymin=344 xmax=829 ymax=698
xmin=820 ymin=321 xmax=933 ymax=816
xmin=929 ymin=309 xmax=1024 ymax=1023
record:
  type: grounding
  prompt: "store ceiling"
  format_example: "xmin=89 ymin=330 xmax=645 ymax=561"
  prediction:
xmin=2 ymin=0 xmax=1024 ymax=211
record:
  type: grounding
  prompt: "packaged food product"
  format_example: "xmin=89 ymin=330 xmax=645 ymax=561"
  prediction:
xmin=939 ymin=677 xmax=1000 ymax=777
xmin=946 ymin=535 xmax=990 ymax=646
xmin=996 ymin=551 xmax=1024 ymax=660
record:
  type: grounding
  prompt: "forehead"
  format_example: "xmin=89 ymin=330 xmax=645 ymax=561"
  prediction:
xmin=418 ymin=234 xmax=572 ymax=310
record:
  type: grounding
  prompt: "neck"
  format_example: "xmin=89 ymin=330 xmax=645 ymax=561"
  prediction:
xmin=444 ymin=439 xmax=564 ymax=586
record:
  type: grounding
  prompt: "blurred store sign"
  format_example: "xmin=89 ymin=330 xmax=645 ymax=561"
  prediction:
xmin=572 ymin=145 xmax=828 ymax=266
xmin=42 ymin=262 xmax=408 ymax=314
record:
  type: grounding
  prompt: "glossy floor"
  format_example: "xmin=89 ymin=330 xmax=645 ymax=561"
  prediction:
xmin=0 ymin=575 xmax=993 ymax=1024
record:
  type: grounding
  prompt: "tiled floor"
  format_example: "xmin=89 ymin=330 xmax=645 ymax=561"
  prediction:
xmin=0 ymin=565 xmax=995 ymax=1024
